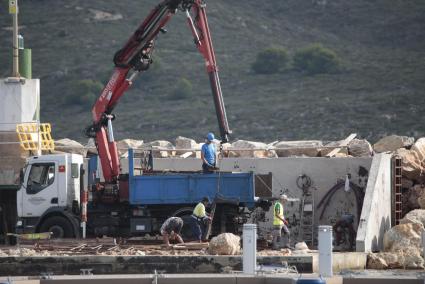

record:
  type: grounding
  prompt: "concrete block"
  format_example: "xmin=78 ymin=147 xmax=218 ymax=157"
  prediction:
xmin=311 ymin=252 xmax=367 ymax=274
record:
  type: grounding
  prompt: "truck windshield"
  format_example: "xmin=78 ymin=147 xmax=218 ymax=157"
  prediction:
xmin=27 ymin=163 xmax=55 ymax=194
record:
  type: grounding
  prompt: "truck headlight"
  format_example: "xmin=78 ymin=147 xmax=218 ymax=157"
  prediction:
xmin=16 ymin=220 xmax=23 ymax=227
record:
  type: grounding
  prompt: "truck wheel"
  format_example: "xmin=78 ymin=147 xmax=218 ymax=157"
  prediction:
xmin=39 ymin=216 xmax=74 ymax=238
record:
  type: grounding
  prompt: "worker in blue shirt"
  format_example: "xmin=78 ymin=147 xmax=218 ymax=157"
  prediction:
xmin=201 ymin=132 xmax=217 ymax=173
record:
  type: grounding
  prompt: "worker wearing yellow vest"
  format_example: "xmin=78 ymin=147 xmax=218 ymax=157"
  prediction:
xmin=272 ymin=194 xmax=290 ymax=249
xmin=191 ymin=197 xmax=212 ymax=242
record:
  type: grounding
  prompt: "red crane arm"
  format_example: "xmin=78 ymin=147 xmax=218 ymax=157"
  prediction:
xmin=87 ymin=0 xmax=230 ymax=183
xmin=186 ymin=0 xmax=231 ymax=143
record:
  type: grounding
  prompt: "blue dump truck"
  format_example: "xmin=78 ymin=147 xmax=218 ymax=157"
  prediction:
xmin=16 ymin=149 xmax=271 ymax=239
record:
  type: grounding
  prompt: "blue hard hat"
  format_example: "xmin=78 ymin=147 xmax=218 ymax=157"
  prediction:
xmin=207 ymin=132 xmax=215 ymax=141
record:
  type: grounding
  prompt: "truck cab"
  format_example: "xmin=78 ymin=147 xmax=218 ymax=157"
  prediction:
xmin=16 ymin=153 xmax=84 ymax=237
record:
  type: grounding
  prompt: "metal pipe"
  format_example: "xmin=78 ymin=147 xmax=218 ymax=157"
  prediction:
xmin=11 ymin=0 xmax=19 ymax=77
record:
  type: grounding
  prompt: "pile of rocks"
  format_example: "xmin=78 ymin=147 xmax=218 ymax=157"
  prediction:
xmin=367 ymin=209 xmax=425 ymax=269
xmin=372 ymin=136 xmax=425 ymax=215
xmin=54 ymin=135 xmax=378 ymax=159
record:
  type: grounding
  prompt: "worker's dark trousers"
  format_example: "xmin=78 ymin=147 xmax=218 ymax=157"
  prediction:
xmin=272 ymin=224 xmax=290 ymax=249
xmin=190 ymin=217 xmax=204 ymax=241
xmin=202 ymin=163 xmax=215 ymax=174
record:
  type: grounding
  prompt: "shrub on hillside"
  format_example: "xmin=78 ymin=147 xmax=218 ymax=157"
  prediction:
xmin=251 ymin=47 xmax=289 ymax=74
xmin=293 ymin=44 xmax=341 ymax=75
xmin=171 ymin=78 xmax=193 ymax=100
xmin=66 ymin=79 xmax=104 ymax=106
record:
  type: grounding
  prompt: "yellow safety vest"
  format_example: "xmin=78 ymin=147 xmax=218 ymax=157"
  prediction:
xmin=273 ymin=202 xmax=284 ymax=226
xmin=193 ymin=202 xmax=206 ymax=218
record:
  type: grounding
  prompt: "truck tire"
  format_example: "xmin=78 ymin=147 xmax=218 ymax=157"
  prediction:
xmin=39 ymin=216 xmax=74 ymax=238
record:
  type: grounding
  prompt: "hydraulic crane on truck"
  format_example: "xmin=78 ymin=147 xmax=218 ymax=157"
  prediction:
xmin=85 ymin=0 xmax=231 ymax=185
xmin=16 ymin=0 xmax=265 ymax=240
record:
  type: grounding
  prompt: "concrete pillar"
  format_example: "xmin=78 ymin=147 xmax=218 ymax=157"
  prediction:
xmin=0 ymin=78 xmax=39 ymax=183
xmin=318 ymin=225 xmax=333 ymax=277
xmin=243 ymin=223 xmax=257 ymax=274
xmin=0 ymin=79 xmax=40 ymax=130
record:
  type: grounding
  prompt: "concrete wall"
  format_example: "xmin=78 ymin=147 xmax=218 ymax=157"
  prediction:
xmin=125 ymin=156 xmax=372 ymax=245
xmin=0 ymin=255 xmax=312 ymax=276
xmin=356 ymin=153 xmax=392 ymax=252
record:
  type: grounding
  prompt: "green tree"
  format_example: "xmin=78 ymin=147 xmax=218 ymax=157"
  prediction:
xmin=293 ymin=44 xmax=341 ymax=75
xmin=66 ymin=79 xmax=104 ymax=106
xmin=172 ymin=77 xmax=193 ymax=100
xmin=251 ymin=47 xmax=289 ymax=74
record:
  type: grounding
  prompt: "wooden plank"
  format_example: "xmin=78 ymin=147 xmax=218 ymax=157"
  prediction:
xmin=326 ymin=133 xmax=357 ymax=157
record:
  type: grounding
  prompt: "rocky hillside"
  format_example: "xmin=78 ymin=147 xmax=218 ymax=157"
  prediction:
xmin=0 ymin=0 xmax=424 ymax=143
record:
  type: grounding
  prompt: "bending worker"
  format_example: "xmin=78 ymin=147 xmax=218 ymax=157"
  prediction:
xmin=333 ymin=214 xmax=356 ymax=249
xmin=160 ymin=216 xmax=184 ymax=247
xmin=272 ymin=194 xmax=291 ymax=249
xmin=191 ymin=197 xmax=211 ymax=242
xmin=201 ymin=132 xmax=217 ymax=173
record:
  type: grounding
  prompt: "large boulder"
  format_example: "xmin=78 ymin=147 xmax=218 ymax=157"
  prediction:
xmin=406 ymin=185 xmax=425 ymax=210
xmin=419 ymin=196 xmax=425 ymax=209
xmin=175 ymin=136 xmax=200 ymax=157
xmin=143 ymin=140 xmax=175 ymax=158
xmin=207 ymin=233 xmax=240 ymax=255
xmin=373 ymin=135 xmax=415 ymax=153
xmin=367 ymin=253 xmax=389 ymax=269
xmin=347 ymin=139 xmax=373 ymax=157
xmin=55 ymin=138 xmax=87 ymax=156
xmin=367 ymin=251 xmax=424 ymax=270
xmin=396 ymin=148 xmax=423 ymax=181
xmin=274 ymin=140 xmax=323 ymax=157
xmin=400 ymin=209 xmax=425 ymax=226
xmin=411 ymin=138 xmax=425 ymax=164
xmin=402 ymin=178 xmax=414 ymax=190
xmin=383 ymin=222 xmax=424 ymax=253
xmin=228 ymin=140 xmax=276 ymax=158
xmin=401 ymin=247 xmax=425 ymax=269
xmin=319 ymin=140 xmax=349 ymax=156
xmin=117 ymin=139 xmax=143 ymax=156
xmin=292 ymin=241 xmax=309 ymax=255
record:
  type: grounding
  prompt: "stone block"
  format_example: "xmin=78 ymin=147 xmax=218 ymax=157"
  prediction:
xmin=383 ymin=222 xmax=424 ymax=253
xmin=347 ymin=139 xmax=372 ymax=157
xmin=54 ymin=138 xmax=87 ymax=157
xmin=116 ymin=139 xmax=143 ymax=156
xmin=396 ymin=148 xmax=423 ymax=181
xmin=274 ymin=140 xmax=323 ymax=157
xmin=208 ymin=233 xmax=240 ymax=255
xmin=228 ymin=140 xmax=273 ymax=158
xmin=373 ymin=135 xmax=415 ymax=153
